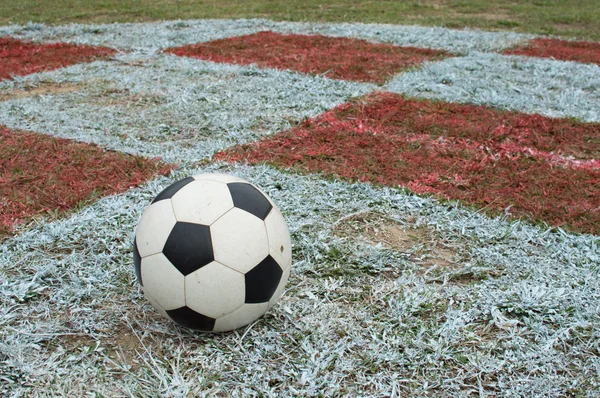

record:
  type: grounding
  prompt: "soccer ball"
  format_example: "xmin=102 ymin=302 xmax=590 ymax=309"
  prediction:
xmin=132 ymin=173 xmax=292 ymax=332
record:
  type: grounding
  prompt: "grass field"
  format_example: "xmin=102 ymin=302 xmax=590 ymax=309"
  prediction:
xmin=1 ymin=0 xmax=599 ymax=41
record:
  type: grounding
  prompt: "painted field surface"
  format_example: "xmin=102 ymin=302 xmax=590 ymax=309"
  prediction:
xmin=1 ymin=20 xmax=599 ymax=397
xmin=504 ymin=38 xmax=600 ymax=65
xmin=0 ymin=37 xmax=115 ymax=81
xmin=217 ymin=92 xmax=600 ymax=234
xmin=0 ymin=125 xmax=172 ymax=236
xmin=166 ymin=31 xmax=451 ymax=84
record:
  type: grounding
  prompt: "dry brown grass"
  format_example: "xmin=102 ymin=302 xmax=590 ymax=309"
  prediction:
xmin=0 ymin=81 xmax=80 ymax=101
xmin=333 ymin=211 xmax=462 ymax=272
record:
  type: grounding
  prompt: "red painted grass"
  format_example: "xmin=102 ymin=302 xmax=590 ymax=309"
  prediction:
xmin=504 ymin=38 xmax=600 ymax=65
xmin=217 ymin=92 xmax=600 ymax=234
xmin=165 ymin=31 xmax=451 ymax=84
xmin=0 ymin=126 xmax=174 ymax=236
xmin=0 ymin=37 xmax=116 ymax=81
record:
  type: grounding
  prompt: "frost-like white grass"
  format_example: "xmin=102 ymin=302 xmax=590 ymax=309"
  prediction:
xmin=0 ymin=53 xmax=372 ymax=164
xmin=0 ymin=19 xmax=532 ymax=54
xmin=1 ymin=163 xmax=599 ymax=396
xmin=386 ymin=52 xmax=600 ymax=122
xmin=0 ymin=19 xmax=267 ymax=53
xmin=270 ymin=21 xmax=533 ymax=54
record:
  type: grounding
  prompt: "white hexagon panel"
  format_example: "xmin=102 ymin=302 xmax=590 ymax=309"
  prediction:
xmin=140 ymin=253 xmax=186 ymax=311
xmin=211 ymin=208 xmax=269 ymax=274
xmin=135 ymin=199 xmax=177 ymax=258
xmin=195 ymin=173 xmax=246 ymax=184
xmin=213 ymin=302 xmax=269 ymax=333
xmin=171 ymin=179 xmax=234 ymax=225
xmin=264 ymin=207 xmax=292 ymax=269
xmin=185 ymin=261 xmax=245 ymax=319
xmin=143 ymin=288 xmax=169 ymax=318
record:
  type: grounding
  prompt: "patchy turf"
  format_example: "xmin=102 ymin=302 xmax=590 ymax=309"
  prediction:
xmin=3 ymin=163 xmax=598 ymax=396
xmin=504 ymin=38 xmax=600 ymax=65
xmin=332 ymin=211 xmax=465 ymax=277
xmin=0 ymin=52 xmax=371 ymax=165
xmin=0 ymin=81 xmax=80 ymax=101
xmin=0 ymin=126 xmax=173 ymax=236
xmin=0 ymin=37 xmax=116 ymax=81
xmin=165 ymin=31 xmax=451 ymax=84
xmin=1 ymin=0 xmax=599 ymax=42
xmin=0 ymin=19 xmax=531 ymax=54
xmin=217 ymin=92 xmax=600 ymax=234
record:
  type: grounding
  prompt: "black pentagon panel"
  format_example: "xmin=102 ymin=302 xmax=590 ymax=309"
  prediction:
xmin=245 ymin=255 xmax=283 ymax=304
xmin=166 ymin=306 xmax=216 ymax=331
xmin=163 ymin=222 xmax=214 ymax=276
xmin=133 ymin=238 xmax=143 ymax=286
xmin=151 ymin=177 xmax=194 ymax=204
xmin=227 ymin=182 xmax=273 ymax=220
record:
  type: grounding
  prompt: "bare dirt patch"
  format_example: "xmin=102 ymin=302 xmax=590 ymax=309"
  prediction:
xmin=90 ymin=87 xmax=166 ymax=108
xmin=333 ymin=211 xmax=462 ymax=272
xmin=49 ymin=320 xmax=154 ymax=376
xmin=0 ymin=82 xmax=80 ymax=101
xmin=103 ymin=322 xmax=146 ymax=372
xmin=57 ymin=333 xmax=98 ymax=351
